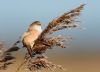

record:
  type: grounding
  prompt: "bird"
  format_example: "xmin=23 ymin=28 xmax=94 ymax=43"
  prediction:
xmin=21 ymin=21 xmax=42 ymax=57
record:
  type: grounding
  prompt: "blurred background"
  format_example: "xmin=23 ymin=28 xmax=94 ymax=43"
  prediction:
xmin=0 ymin=0 xmax=100 ymax=72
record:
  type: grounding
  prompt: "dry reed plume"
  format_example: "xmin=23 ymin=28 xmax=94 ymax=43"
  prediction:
xmin=0 ymin=4 xmax=85 ymax=72
xmin=0 ymin=42 xmax=19 ymax=70
xmin=33 ymin=4 xmax=85 ymax=54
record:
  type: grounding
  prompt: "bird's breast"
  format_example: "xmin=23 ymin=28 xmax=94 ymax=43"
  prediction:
xmin=22 ymin=30 xmax=41 ymax=47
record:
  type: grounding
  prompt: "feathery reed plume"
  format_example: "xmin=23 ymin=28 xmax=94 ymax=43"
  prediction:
xmin=32 ymin=4 xmax=85 ymax=54
xmin=27 ymin=56 xmax=64 ymax=72
xmin=0 ymin=42 xmax=20 ymax=70
xmin=16 ymin=55 xmax=64 ymax=72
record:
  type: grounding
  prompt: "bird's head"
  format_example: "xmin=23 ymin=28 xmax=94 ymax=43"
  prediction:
xmin=28 ymin=21 xmax=42 ymax=31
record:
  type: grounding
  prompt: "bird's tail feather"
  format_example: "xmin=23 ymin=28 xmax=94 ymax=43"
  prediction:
xmin=26 ymin=46 xmax=33 ymax=57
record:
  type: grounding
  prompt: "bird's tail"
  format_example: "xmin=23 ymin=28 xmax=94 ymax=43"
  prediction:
xmin=26 ymin=45 xmax=33 ymax=57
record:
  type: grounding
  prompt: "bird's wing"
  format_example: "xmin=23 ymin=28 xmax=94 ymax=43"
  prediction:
xmin=32 ymin=4 xmax=85 ymax=54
